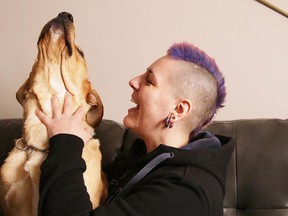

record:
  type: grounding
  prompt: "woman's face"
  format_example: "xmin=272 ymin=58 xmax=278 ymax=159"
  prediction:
xmin=123 ymin=55 xmax=179 ymax=138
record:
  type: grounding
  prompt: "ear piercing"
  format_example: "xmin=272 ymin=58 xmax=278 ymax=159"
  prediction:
xmin=165 ymin=113 xmax=175 ymax=129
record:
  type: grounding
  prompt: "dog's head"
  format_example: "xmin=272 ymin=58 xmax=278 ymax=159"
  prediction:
xmin=38 ymin=12 xmax=79 ymax=57
xmin=17 ymin=12 xmax=103 ymax=127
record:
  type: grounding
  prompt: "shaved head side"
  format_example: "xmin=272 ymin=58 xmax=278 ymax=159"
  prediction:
xmin=167 ymin=42 xmax=226 ymax=137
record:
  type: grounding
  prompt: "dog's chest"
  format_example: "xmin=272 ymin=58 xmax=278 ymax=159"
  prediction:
xmin=23 ymin=152 xmax=48 ymax=174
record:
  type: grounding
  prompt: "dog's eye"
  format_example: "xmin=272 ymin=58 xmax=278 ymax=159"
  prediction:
xmin=77 ymin=47 xmax=85 ymax=58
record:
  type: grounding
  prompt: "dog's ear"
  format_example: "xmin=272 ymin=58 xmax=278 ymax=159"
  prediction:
xmin=86 ymin=89 xmax=104 ymax=128
xmin=16 ymin=79 xmax=30 ymax=106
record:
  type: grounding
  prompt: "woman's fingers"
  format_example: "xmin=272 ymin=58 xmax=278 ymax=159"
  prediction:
xmin=51 ymin=92 xmax=73 ymax=116
xmin=51 ymin=95 xmax=61 ymax=118
xmin=35 ymin=109 xmax=50 ymax=125
xmin=73 ymin=106 xmax=84 ymax=119
xmin=63 ymin=92 xmax=73 ymax=115
xmin=34 ymin=93 xmax=91 ymax=142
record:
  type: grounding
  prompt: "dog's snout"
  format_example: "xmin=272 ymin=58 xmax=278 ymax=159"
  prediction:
xmin=58 ymin=12 xmax=74 ymax=23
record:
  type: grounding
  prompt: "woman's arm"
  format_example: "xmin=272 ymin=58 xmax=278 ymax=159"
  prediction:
xmin=38 ymin=134 xmax=92 ymax=216
xmin=36 ymin=93 xmax=209 ymax=216
xmin=36 ymin=93 xmax=94 ymax=215
xmin=39 ymin=142 xmax=207 ymax=216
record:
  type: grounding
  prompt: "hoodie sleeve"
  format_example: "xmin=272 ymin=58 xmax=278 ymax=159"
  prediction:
xmin=38 ymin=135 xmax=220 ymax=216
xmin=38 ymin=134 xmax=92 ymax=216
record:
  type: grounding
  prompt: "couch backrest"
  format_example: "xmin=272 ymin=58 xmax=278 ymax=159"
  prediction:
xmin=0 ymin=119 xmax=22 ymax=167
xmin=96 ymin=119 xmax=288 ymax=216
xmin=0 ymin=118 xmax=288 ymax=216
xmin=206 ymin=119 xmax=288 ymax=216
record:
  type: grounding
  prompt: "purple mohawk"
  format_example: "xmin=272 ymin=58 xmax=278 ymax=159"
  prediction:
xmin=167 ymin=42 xmax=226 ymax=136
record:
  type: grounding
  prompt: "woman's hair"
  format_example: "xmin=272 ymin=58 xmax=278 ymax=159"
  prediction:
xmin=167 ymin=42 xmax=226 ymax=137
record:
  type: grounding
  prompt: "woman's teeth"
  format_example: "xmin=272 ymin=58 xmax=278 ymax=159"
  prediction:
xmin=130 ymin=98 xmax=140 ymax=109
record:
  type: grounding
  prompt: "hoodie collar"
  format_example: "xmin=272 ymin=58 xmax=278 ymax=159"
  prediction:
xmin=182 ymin=131 xmax=221 ymax=151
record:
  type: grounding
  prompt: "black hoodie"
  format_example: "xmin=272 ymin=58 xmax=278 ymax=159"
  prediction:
xmin=38 ymin=131 xmax=234 ymax=216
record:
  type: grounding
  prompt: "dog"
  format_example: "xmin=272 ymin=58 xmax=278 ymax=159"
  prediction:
xmin=0 ymin=12 xmax=107 ymax=216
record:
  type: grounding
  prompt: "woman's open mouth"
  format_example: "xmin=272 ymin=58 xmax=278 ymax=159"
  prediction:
xmin=130 ymin=98 xmax=140 ymax=110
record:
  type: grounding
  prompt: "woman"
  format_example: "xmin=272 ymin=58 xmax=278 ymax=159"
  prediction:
xmin=36 ymin=42 xmax=234 ymax=216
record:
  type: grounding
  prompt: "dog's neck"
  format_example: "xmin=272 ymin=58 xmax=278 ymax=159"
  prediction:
xmin=15 ymin=138 xmax=49 ymax=154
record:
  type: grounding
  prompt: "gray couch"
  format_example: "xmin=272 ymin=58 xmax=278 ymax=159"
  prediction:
xmin=0 ymin=118 xmax=287 ymax=216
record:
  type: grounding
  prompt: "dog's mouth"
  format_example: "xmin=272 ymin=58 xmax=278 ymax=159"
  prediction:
xmin=37 ymin=12 xmax=75 ymax=56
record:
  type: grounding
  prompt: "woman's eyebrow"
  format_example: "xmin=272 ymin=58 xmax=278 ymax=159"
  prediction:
xmin=147 ymin=67 xmax=153 ymax=73
xmin=147 ymin=68 xmax=156 ymax=77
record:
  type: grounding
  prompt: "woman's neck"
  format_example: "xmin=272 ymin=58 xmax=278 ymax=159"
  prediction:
xmin=143 ymin=131 xmax=189 ymax=153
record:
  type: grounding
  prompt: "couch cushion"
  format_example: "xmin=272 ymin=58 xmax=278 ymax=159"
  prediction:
xmin=94 ymin=119 xmax=127 ymax=169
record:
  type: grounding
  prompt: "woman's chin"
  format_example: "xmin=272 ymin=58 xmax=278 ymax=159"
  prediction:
xmin=124 ymin=107 xmax=138 ymax=126
xmin=123 ymin=114 xmax=141 ymax=133
xmin=123 ymin=114 xmax=134 ymax=129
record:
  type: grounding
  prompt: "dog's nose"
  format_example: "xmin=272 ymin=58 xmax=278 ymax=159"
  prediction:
xmin=58 ymin=12 xmax=74 ymax=23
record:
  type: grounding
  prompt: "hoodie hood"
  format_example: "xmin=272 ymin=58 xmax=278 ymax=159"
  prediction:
xmin=106 ymin=131 xmax=234 ymax=209
xmin=130 ymin=131 xmax=234 ymax=193
xmin=159 ymin=131 xmax=234 ymax=192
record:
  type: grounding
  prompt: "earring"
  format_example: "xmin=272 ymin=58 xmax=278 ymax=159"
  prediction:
xmin=165 ymin=113 xmax=174 ymax=129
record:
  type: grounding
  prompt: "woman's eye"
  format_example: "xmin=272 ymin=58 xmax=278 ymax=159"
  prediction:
xmin=146 ymin=77 xmax=153 ymax=85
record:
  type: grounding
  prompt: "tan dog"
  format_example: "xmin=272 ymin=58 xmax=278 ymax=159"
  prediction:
xmin=0 ymin=12 xmax=106 ymax=216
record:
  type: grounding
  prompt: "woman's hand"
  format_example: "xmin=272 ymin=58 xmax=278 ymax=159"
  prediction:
xmin=35 ymin=92 xmax=93 ymax=144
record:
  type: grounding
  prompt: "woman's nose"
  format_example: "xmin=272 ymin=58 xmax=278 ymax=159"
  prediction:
xmin=129 ymin=75 xmax=141 ymax=90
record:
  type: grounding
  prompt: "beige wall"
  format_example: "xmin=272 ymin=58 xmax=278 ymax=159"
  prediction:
xmin=0 ymin=0 xmax=287 ymax=123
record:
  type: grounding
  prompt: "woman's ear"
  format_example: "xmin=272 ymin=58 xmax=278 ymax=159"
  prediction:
xmin=172 ymin=99 xmax=192 ymax=121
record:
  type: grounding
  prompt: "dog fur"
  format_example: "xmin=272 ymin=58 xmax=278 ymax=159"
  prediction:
xmin=0 ymin=12 xmax=106 ymax=216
